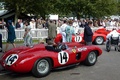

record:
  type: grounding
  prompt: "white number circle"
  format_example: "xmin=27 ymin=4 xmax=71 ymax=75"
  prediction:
xmin=58 ymin=51 xmax=69 ymax=65
xmin=5 ymin=54 xmax=18 ymax=66
xmin=75 ymin=36 xmax=82 ymax=42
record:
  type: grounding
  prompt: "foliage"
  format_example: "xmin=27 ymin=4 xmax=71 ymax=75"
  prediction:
xmin=2 ymin=0 xmax=119 ymax=19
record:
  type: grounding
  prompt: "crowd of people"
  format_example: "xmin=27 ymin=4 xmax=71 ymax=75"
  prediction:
xmin=0 ymin=17 xmax=120 ymax=52
xmin=0 ymin=18 xmax=120 ymax=30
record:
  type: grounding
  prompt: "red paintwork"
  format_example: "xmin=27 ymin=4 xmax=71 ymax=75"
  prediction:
xmin=0 ymin=42 xmax=102 ymax=73
xmin=117 ymin=29 xmax=120 ymax=33
xmin=95 ymin=27 xmax=111 ymax=36
xmin=55 ymin=28 xmax=107 ymax=44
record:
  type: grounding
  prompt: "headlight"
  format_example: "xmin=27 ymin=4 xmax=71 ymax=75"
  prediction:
xmin=5 ymin=54 xmax=19 ymax=66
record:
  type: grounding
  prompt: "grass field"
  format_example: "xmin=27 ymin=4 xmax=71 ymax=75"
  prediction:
xmin=2 ymin=39 xmax=45 ymax=44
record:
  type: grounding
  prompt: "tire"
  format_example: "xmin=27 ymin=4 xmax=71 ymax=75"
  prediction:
xmin=106 ymin=41 xmax=110 ymax=52
xmin=94 ymin=36 xmax=104 ymax=45
xmin=117 ymin=44 xmax=120 ymax=52
xmin=84 ymin=51 xmax=97 ymax=66
xmin=106 ymin=46 xmax=110 ymax=52
xmin=32 ymin=58 xmax=52 ymax=78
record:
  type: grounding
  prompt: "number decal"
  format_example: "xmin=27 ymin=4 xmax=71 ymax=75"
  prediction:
xmin=5 ymin=54 xmax=18 ymax=66
xmin=58 ymin=51 xmax=69 ymax=65
xmin=75 ymin=36 xmax=82 ymax=42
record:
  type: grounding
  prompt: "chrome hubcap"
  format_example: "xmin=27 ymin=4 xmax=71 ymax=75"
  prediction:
xmin=96 ymin=37 xmax=103 ymax=44
xmin=37 ymin=59 xmax=49 ymax=74
xmin=88 ymin=52 xmax=96 ymax=64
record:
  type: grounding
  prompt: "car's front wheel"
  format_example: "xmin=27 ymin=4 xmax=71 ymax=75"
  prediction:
xmin=32 ymin=58 xmax=52 ymax=78
xmin=94 ymin=36 xmax=104 ymax=45
xmin=84 ymin=51 xmax=97 ymax=66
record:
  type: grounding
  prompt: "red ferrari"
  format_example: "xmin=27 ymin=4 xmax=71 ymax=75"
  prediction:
xmin=55 ymin=28 xmax=107 ymax=45
xmin=94 ymin=27 xmax=111 ymax=36
xmin=0 ymin=42 xmax=102 ymax=77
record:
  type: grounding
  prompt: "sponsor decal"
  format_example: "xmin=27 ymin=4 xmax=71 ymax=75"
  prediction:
xmin=78 ymin=47 xmax=87 ymax=52
xmin=58 ymin=51 xmax=69 ymax=65
xmin=72 ymin=49 xmax=76 ymax=53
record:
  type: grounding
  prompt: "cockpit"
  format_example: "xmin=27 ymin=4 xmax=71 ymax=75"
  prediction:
xmin=45 ymin=43 xmax=68 ymax=52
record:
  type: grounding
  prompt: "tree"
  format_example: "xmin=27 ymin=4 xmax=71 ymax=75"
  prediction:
xmin=2 ymin=0 xmax=119 ymax=21
xmin=92 ymin=0 xmax=118 ymax=18
xmin=55 ymin=0 xmax=118 ymax=19
xmin=3 ymin=0 xmax=59 ymax=20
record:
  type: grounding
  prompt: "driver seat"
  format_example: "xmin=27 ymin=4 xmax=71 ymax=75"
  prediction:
xmin=56 ymin=43 xmax=68 ymax=50
xmin=45 ymin=43 xmax=68 ymax=52
xmin=45 ymin=45 xmax=61 ymax=52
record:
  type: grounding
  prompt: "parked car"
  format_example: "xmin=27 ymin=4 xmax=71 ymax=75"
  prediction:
xmin=0 ymin=42 xmax=102 ymax=77
xmin=55 ymin=29 xmax=107 ymax=45
xmin=94 ymin=27 xmax=111 ymax=36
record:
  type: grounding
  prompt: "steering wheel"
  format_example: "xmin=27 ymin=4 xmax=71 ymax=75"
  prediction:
xmin=57 ymin=43 xmax=67 ymax=50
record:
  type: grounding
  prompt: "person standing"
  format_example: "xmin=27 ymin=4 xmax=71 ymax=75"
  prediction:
xmin=4 ymin=20 xmax=16 ymax=52
xmin=15 ymin=19 xmax=21 ymax=29
xmin=0 ymin=30 xmax=2 ymax=52
xmin=60 ymin=20 xmax=68 ymax=42
xmin=48 ymin=20 xmax=57 ymax=43
xmin=83 ymin=21 xmax=93 ymax=45
xmin=65 ymin=20 xmax=76 ymax=42
xmin=30 ymin=19 xmax=36 ymax=29
xmin=23 ymin=26 xmax=33 ymax=47
xmin=36 ymin=18 xmax=43 ymax=29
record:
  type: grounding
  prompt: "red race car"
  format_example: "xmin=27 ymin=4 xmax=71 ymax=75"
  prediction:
xmin=55 ymin=29 xmax=107 ymax=45
xmin=94 ymin=27 xmax=111 ymax=36
xmin=0 ymin=42 xmax=102 ymax=77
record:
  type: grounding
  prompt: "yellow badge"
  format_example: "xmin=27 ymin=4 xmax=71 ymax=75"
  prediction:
xmin=72 ymin=49 xmax=76 ymax=53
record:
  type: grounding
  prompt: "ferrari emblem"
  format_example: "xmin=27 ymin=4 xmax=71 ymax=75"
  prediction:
xmin=72 ymin=49 xmax=76 ymax=53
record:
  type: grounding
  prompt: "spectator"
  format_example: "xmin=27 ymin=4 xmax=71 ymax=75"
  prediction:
xmin=30 ymin=18 xmax=36 ymax=29
xmin=48 ymin=20 xmax=57 ymax=43
xmin=4 ymin=20 xmax=16 ymax=52
xmin=20 ymin=19 xmax=24 ymax=29
xmin=73 ymin=19 xmax=79 ymax=34
xmin=93 ymin=20 xmax=98 ymax=27
xmin=45 ymin=19 xmax=49 ymax=29
xmin=65 ymin=20 xmax=76 ymax=42
xmin=23 ymin=21 xmax=29 ymax=29
xmin=16 ymin=19 xmax=21 ymax=29
xmin=60 ymin=20 xmax=68 ymax=42
xmin=23 ymin=24 xmax=33 ymax=47
xmin=0 ymin=30 xmax=2 ymax=52
xmin=83 ymin=21 xmax=93 ymax=45
xmin=36 ymin=18 xmax=43 ymax=29
xmin=110 ymin=19 xmax=116 ymax=27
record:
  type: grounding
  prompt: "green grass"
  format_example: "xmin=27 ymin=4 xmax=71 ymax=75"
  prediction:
xmin=2 ymin=39 xmax=40 ymax=44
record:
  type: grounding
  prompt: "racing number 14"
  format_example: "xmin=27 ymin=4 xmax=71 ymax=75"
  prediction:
xmin=58 ymin=51 xmax=69 ymax=65
xmin=60 ymin=52 xmax=67 ymax=63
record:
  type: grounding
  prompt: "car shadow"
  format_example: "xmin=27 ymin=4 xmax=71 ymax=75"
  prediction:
xmin=0 ymin=63 xmax=86 ymax=78
xmin=52 ymin=63 xmax=86 ymax=72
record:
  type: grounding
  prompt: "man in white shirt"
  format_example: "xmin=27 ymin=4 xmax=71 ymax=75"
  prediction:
xmin=110 ymin=19 xmax=116 ymax=27
xmin=106 ymin=28 xmax=120 ymax=43
xmin=73 ymin=19 xmax=79 ymax=34
xmin=60 ymin=20 xmax=68 ymax=42
xmin=30 ymin=19 xmax=36 ymax=29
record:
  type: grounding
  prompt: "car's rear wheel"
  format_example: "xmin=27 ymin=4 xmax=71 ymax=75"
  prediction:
xmin=32 ymin=58 xmax=52 ymax=78
xmin=84 ymin=51 xmax=97 ymax=66
xmin=94 ymin=36 xmax=104 ymax=45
